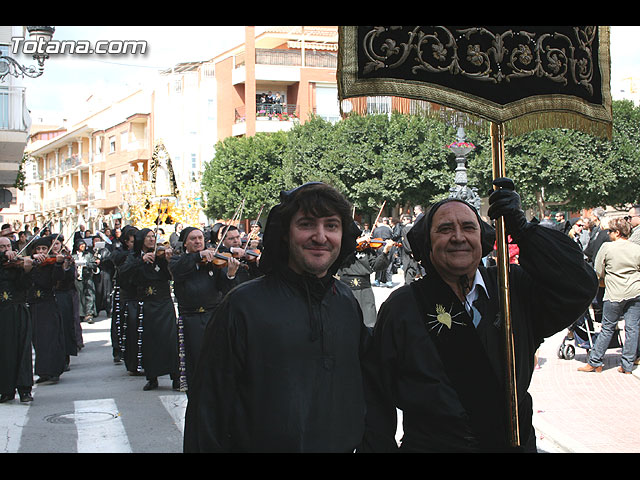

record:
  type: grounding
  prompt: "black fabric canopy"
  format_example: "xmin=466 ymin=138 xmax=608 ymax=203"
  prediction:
xmin=338 ymin=26 xmax=613 ymax=138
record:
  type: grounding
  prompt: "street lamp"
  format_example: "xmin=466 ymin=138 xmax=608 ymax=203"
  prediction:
xmin=0 ymin=26 xmax=55 ymax=82
xmin=447 ymin=124 xmax=482 ymax=212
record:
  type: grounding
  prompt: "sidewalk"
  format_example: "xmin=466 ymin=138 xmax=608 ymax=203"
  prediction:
xmin=530 ymin=328 xmax=640 ymax=453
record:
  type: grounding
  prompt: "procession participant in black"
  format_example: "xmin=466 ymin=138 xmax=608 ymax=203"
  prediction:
xmin=115 ymin=227 xmax=143 ymax=373
xmin=336 ymin=234 xmax=394 ymax=329
xmin=28 ymin=235 xmax=67 ymax=385
xmin=91 ymin=233 xmax=113 ymax=317
xmin=217 ymin=224 xmax=262 ymax=284
xmin=51 ymin=236 xmax=77 ymax=372
xmin=119 ymin=228 xmax=179 ymax=391
xmin=184 ymin=182 xmax=368 ymax=453
xmin=168 ymin=227 xmax=240 ymax=393
xmin=0 ymin=237 xmax=34 ymax=403
xmin=360 ymin=179 xmax=598 ymax=452
xmin=72 ymin=239 xmax=97 ymax=324
xmin=104 ymin=225 xmax=137 ymax=364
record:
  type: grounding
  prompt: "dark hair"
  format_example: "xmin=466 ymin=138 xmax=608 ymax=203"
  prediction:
xmin=259 ymin=182 xmax=359 ymax=275
xmin=277 ymin=183 xmax=353 ymax=236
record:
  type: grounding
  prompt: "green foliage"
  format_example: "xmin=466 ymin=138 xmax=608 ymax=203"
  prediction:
xmin=200 ymin=100 xmax=640 ymax=221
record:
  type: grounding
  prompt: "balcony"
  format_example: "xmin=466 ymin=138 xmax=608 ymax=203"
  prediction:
xmin=0 ymin=86 xmax=30 ymax=186
xmin=235 ymin=49 xmax=338 ymax=69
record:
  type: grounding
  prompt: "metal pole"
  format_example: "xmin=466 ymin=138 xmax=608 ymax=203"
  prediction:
xmin=490 ymin=122 xmax=520 ymax=447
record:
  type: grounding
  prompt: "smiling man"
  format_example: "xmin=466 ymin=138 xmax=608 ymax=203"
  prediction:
xmin=360 ymin=178 xmax=598 ymax=453
xmin=184 ymin=182 xmax=368 ymax=452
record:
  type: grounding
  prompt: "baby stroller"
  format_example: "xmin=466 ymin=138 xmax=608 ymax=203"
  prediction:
xmin=557 ymin=308 xmax=622 ymax=360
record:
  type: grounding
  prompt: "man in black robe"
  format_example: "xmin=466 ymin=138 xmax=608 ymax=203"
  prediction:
xmin=360 ymin=178 xmax=598 ymax=452
xmin=169 ymin=226 xmax=240 ymax=393
xmin=184 ymin=182 xmax=368 ymax=452
xmin=119 ymin=228 xmax=179 ymax=391
xmin=217 ymin=224 xmax=262 ymax=284
xmin=337 ymin=237 xmax=393 ymax=329
xmin=0 ymin=237 xmax=34 ymax=403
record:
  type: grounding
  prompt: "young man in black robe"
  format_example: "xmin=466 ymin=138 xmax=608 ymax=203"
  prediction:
xmin=169 ymin=226 xmax=240 ymax=393
xmin=0 ymin=237 xmax=34 ymax=403
xmin=360 ymin=178 xmax=598 ymax=452
xmin=184 ymin=182 xmax=368 ymax=452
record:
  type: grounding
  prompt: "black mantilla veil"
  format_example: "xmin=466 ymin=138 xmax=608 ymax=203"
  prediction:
xmin=407 ymin=198 xmax=496 ymax=277
xmin=258 ymin=182 xmax=361 ymax=276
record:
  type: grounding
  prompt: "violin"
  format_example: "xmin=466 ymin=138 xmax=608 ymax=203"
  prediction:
xmin=199 ymin=250 xmax=249 ymax=270
xmin=356 ymin=238 xmax=402 ymax=252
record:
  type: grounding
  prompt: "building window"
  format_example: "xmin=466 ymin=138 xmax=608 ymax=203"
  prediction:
xmin=109 ymin=174 xmax=116 ymax=192
xmin=109 ymin=136 xmax=116 ymax=153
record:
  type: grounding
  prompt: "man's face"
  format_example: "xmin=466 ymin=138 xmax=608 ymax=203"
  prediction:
xmin=35 ymin=245 xmax=49 ymax=255
xmin=429 ymin=202 xmax=483 ymax=281
xmin=0 ymin=238 xmax=11 ymax=253
xmin=143 ymin=231 xmax=156 ymax=251
xmin=628 ymin=208 xmax=640 ymax=227
xmin=287 ymin=209 xmax=343 ymax=278
xmin=51 ymin=240 xmax=61 ymax=254
xmin=555 ymin=214 xmax=564 ymax=222
xmin=223 ymin=229 xmax=242 ymax=248
xmin=184 ymin=230 xmax=205 ymax=253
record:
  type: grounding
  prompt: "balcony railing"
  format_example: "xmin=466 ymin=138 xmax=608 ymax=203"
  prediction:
xmin=235 ymin=104 xmax=298 ymax=123
xmin=235 ymin=49 xmax=338 ymax=69
xmin=0 ymin=86 xmax=29 ymax=132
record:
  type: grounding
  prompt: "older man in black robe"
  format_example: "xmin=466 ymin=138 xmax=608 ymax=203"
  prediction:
xmin=169 ymin=226 xmax=239 ymax=393
xmin=360 ymin=178 xmax=598 ymax=452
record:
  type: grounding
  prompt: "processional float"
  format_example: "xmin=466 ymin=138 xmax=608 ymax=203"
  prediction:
xmin=337 ymin=26 xmax=613 ymax=446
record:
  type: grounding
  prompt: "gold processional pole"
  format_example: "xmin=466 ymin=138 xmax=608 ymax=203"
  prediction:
xmin=490 ymin=122 xmax=519 ymax=447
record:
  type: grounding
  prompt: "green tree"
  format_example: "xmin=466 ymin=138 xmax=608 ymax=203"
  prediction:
xmin=201 ymin=131 xmax=288 ymax=219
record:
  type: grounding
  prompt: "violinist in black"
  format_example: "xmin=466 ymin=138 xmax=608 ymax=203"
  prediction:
xmin=27 ymin=235 xmax=67 ymax=385
xmin=217 ymin=225 xmax=262 ymax=284
xmin=119 ymin=228 xmax=179 ymax=391
xmin=169 ymin=227 xmax=240 ymax=393
xmin=336 ymin=234 xmax=394 ymax=329
xmin=0 ymin=237 xmax=34 ymax=403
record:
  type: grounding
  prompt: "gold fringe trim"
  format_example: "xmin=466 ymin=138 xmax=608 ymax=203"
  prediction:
xmin=338 ymin=26 xmax=613 ymax=140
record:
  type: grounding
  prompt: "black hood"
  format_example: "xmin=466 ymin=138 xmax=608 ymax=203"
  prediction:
xmin=133 ymin=228 xmax=153 ymax=255
xmin=407 ymin=198 xmax=495 ymax=274
xmin=258 ymin=182 xmax=361 ymax=276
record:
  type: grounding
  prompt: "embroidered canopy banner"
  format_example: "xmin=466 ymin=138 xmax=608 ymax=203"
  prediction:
xmin=338 ymin=26 xmax=613 ymax=138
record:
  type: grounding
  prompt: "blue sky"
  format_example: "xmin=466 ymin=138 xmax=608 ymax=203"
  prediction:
xmin=18 ymin=25 xmax=640 ymax=120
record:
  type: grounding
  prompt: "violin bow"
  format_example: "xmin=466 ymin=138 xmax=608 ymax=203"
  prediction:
xmin=16 ymin=219 xmax=53 ymax=257
xmin=214 ymin=198 xmax=245 ymax=255
xmin=372 ymin=200 xmax=387 ymax=231
xmin=243 ymin=204 xmax=264 ymax=255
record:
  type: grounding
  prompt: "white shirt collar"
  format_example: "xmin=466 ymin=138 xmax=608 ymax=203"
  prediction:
xmin=464 ymin=269 xmax=489 ymax=313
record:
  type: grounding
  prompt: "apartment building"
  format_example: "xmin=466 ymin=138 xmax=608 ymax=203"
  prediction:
xmin=23 ymin=90 xmax=152 ymax=237
xmin=19 ymin=26 xmax=345 ymax=233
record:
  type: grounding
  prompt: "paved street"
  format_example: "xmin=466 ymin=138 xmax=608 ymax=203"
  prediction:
xmin=0 ymin=312 xmax=186 ymax=453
